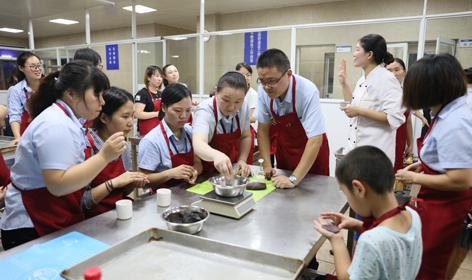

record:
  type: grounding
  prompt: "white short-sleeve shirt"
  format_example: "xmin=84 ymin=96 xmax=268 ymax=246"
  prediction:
xmin=192 ymin=96 xmax=251 ymax=142
xmin=253 ymin=73 xmax=327 ymax=139
xmin=348 ymin=207 xmax=423 ymax=280
xmin=138 ymin=120 xmax=193 ymax=173
xmin=347 ymin=65 xmax=405 ymax=164
xmin=466 ymin=88 xmax=472 ymax=110
xmin=246 ymin=87 xmax=258 ymax=131
xmin=420 ymin=96 xmax=472 ymax=173
xmin=0 ymin=99 xmax=86 ymax=231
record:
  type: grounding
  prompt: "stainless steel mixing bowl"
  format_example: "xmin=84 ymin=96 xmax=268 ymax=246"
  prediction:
xmin=208 ymin=175 xmax=250 ymax=197
xmin=162 ymin=205 xmax=209 ymax=234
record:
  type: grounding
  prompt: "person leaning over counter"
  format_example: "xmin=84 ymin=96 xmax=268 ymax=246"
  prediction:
xmin=138 ymin=83 xmax=202 ymax=190
xmin=395 ymin=54 xmax=472 ymax=280
xmin=193 ymin=71 xmax=253 ymax=179
xmin=254 ymin=49 xmax=330 ymax=189
xmin=135 ymin=66 xmax=164 ymax=137
xmin=81 ymin=87 xmax=149 ymax=219
xmin=8 ymin=52 xmax=43 ymax=145
xmin=0 ymin=61 xmax=126 ymax=250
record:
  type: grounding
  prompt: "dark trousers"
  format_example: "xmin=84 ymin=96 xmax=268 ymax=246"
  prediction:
xmin=1 ymin=228 xmax=39 ymax=250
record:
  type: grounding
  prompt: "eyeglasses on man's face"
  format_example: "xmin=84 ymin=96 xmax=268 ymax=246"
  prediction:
xmin=256 ymin=68 xmax=289 ymax=88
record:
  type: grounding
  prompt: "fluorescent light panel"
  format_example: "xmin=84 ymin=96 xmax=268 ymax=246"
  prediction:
xmin=0 ymin=28 xmax=23 ymax=33
xmin=171 ymin=37 xmax=187 ymax=41
xmin=49 ymin=19 xmax=79 ymax=25
xmin=123 ymin=5 xmax=156 ymax=14
xmin=171 ymin=55 xmax=179 ymax=58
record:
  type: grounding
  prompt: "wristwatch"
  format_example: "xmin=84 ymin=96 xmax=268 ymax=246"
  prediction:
xmin=289 ymin=175 xmax=299 ymax=187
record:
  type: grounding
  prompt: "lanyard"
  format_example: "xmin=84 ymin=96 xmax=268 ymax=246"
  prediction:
xmin=220 ymin=118 xmax=234 ymax=134
xmin=169 ymin=135 xmax=188 ymax=154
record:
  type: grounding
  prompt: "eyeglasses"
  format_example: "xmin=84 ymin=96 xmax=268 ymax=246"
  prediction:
xmin=256 ymin=69 xmax=289 ymax=88
xmin=25 ymin=64 xmax=44 ymax=71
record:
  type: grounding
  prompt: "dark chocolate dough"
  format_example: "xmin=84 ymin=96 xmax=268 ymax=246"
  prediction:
xmin=322 ymin=224 xmax=340 ymax=233
xmin=246 ymin=182 xmax=267 ymax=190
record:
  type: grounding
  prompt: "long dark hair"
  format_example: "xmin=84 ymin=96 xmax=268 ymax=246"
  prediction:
xmin=74 ymin=48 xmax=102 ymax=67
xmin=162 ymin=64 xmax=175 ymax=87
xmin=17 ymin=51 xmax=41 ymax=82
xmin=359 ymin=34 xmax=394 ymax=65
xmin=216 ymin=70 xmax=248 ymax=95
xmin=93 ymin=86 xmax=133 ymax=131
xmin=29 ymin=60 xmax=110 ymax=119
xmin=158 ymin=83 xmax=192 ymax=121
xmin=144 ymin=66 xmax=163 ymax=90
xmin=7 ymin=66 xmax=20 ymax=88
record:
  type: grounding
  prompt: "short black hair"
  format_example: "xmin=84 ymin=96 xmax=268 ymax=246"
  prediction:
xmin=74 ymin=48 xmax=102 ymax=67
xmin=465 ymin=67 xmax=472 ymax=84
xmin=216 ymin=70 xmax=248 ymax=95
xmin=159 ymin=83 xmax=192 ymax=121
xmin=93 ymin=87 xmax=133 ymax=131
xmin=336 ymin=146 xmax=394 ymax=195
xmin=235 ymin=62 xmax=252 ymax=74
xmin=403 ymin=54 xmax=467 ymax=110
xmin=256 ymin=48 xmax=290 ymax=73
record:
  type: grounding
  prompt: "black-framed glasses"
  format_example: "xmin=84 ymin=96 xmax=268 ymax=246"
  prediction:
xmin=256 ymin=68 xmax=289 ymax=88
xmin=26 ymin=64 xmax=44 ymax=71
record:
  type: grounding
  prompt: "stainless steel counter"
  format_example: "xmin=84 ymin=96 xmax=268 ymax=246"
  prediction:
xmin=0 ymin=166 xmax=348 ymax=266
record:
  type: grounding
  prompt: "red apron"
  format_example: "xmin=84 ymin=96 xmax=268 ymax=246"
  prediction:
xmin=138 ymin=87 xmax=161 ymax=137
xmin=323 ymin=202 xmax=412 ymax=280
xmin=201 ymin=97 xmax=242 ymax=173
xmin=83 ymin=133 xmax=129 ymax=219
xmin=83 ymin=120 xmax=94 ymax=129
xmin=269 ymin=124 xmax=278 ymax=155
xmin=154 ymin=123 xmax=195 ymax=189
xmin=0 ymin=153 xmax=11 ymax=187
xmin=414 ymin=108 xmax=472 ymax=280
xmin=247 ymin=125 xmax=256 ymax=165
xmin=394 ymin=110 xmax=410 ymax=174
xmin=12 ymin=102 xmax=85 ymax=237
xmin=269 ymin=76 xmax=330 ymax=176
xmin=19 ymin=89 xmax=31 ymax=135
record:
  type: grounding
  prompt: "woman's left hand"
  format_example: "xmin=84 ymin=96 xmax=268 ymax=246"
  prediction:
xmin=235 ymin=160 xmax=253 ymax=177
xmin=395 ymin=169 xmax=416 ymax=184
xmin=341 ymin=104 xmax=362 ymax=118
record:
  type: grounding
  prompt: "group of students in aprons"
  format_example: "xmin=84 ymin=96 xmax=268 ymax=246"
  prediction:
xmin=1 ymin=34 xmax=472 ymax=280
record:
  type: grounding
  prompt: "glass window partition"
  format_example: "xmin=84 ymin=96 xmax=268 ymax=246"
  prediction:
xmin=166 ymin=37 xmax=198 ymax=95
xmin=137 ymin=42 xmax=164 ymax=92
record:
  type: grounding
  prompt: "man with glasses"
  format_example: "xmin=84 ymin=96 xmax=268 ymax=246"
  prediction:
xmin=254 ymin=49 xmax=329 ymax=189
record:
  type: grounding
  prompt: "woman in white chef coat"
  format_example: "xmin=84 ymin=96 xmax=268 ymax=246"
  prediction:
xmin=0 ymin=60 xmax=125 ymax=250
xmin=338 ymin=33 xmax=405 ymax=164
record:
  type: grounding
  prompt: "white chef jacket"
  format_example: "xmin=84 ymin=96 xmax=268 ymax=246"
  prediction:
xmin=347 ymin=65 xmax=405 ymax=165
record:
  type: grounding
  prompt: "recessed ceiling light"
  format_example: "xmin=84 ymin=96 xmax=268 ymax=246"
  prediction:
xmin=0 ymin=28 xmax=23 ymax=33
xmin=123 ymin=5 xmax=156 ymax=14
xmin=171 ymin=55 xmax=179 ymax=58
xmin=139 ymin=50 xmax=150 ymax=54
xmin=49 ymin=19 xmax=79 ymax=25
xmin=171 ymin=37 xmax=187 ymax=41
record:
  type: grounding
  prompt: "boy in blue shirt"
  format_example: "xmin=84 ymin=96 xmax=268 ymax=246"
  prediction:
xmin=314 ymin=146 xmax=422 ymax=280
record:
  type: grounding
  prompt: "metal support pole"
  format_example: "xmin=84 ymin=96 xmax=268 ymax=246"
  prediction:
xmin=199 ymin=0 xmax=205 ymax=97
xmin=56 ymin=48 xmax=61 ymax=68
xmin=131 ymin=0 xmax=137 ymax=39
xmin=28 ymin=19 xmax=35 ymax=50
xmin=417 ymin=0 xmax=428 ymax=60
xmin=163 ymin=39 xmax=167 ymax=66
xmin=85 ymin=9 xmax=91 ymax=45
xmin=290 ymin=27 xmax=296 ymax=72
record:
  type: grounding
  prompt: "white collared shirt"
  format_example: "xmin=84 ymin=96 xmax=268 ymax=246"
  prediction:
xmin=192 ymin=96 xmax=251 ymax=142
xmin=347 ymin=65 xmax=405 ymax=164
xmin=8 ymin=79 xmax=33 ymax=123
xmin=0 ymin=99 xmax=86 ymax=231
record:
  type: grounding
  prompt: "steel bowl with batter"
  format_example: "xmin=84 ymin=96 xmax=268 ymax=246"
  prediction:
xmin=208 ymin=175 xmax=250 ymax=197
xmin=162 ymin=205 xmax=210 ymax=234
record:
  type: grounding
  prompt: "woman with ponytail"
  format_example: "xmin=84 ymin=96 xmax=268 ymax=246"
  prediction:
xmin=338 ymin=34 xmax=405 ymax=165
xmin=81 ymin=87 xmax=149 ymax=219
xmin=138 ymin=83 xmax=202 ymax=190
xmin=0 ymin=60 xmax=126 ymax=250
xmin=8 ymin=52 xmax=43 ymax=145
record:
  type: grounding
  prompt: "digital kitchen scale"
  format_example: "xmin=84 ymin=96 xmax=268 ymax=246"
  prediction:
xmin=192 ymin=191 xmax=256 ymax=219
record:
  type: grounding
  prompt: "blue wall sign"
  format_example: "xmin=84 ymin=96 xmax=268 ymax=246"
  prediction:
xmin=244 ymin=31 xmax=267 ymax=66
xmin=106 ymin=44 xmax=119 ymax=70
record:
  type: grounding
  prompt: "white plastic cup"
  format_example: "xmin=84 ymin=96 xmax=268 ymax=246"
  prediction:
xmin=115 ymin=199 xmax=133 ymax=220
xmin=157 ymin=189 xmax=171 ymax=207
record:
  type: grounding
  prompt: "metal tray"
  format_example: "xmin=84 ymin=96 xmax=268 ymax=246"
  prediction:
xmin=61 ymin=228 xmax=304 ymax=280
xmin=0 ymin=136 xmax=16 ymax=154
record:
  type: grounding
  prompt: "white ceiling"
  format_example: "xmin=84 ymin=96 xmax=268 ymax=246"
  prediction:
xmin=0 ymin=0 xmax=344 ymax=39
